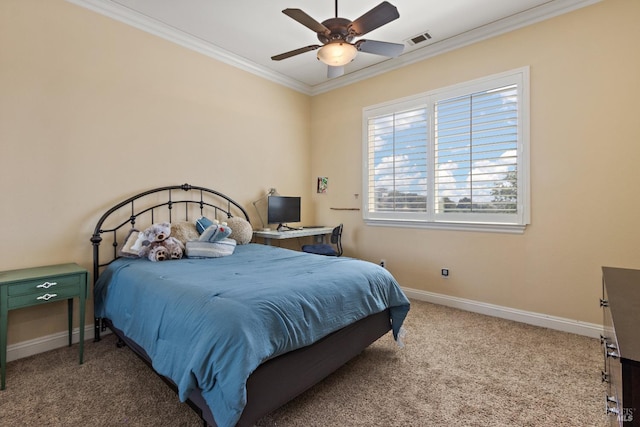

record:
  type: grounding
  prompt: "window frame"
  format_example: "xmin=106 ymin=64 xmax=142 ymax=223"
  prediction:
xmin=362 ymin=67 xmax=530 ymax=234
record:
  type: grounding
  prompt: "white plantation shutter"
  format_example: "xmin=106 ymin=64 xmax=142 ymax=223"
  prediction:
xmin=434 ymin=84 xmax=519 ymax=217
xmin=363 ymin=67 xmax=529 ymax=232
xmin=367 ymin=107 xmax=428 ymax=214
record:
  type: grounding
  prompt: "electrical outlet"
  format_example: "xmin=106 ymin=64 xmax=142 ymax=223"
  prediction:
xmin=441 ymin=268 xmax=449 ymax=278
xmin=380 ymin=259 xmax=386 ymax=268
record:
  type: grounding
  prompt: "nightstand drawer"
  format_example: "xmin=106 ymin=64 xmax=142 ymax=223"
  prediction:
xmin=7 ymin=284 xmax=80 ymax=310
xmin=7 ymin=274 xmax=82 ymax=297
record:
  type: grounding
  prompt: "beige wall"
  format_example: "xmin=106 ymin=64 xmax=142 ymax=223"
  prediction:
xmin=0 ymin=0 xmax=311 ymax=344
xmin=1 ymin=0 xmax=638 ymax=346
xmin=310 ymin=0 xmax=640 ymax=325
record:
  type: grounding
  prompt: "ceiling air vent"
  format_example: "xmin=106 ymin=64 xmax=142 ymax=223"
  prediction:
xmin=406 ymin=31 xmax=432 ymax=46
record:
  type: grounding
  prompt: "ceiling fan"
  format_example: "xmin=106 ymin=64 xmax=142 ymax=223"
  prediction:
xmin=271 ymin=1 xmax=404 ymax=79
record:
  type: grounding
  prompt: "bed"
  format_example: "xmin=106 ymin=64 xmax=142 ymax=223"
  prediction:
xmin=91 ymin=184 xmax=410 ymax=427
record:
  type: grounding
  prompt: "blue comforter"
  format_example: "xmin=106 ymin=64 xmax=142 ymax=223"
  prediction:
xmin=94 ymin=244 xmax=410 ymax=427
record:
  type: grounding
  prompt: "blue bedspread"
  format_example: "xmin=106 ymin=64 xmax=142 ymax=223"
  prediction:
xmin=94 ymin=244 xmax=410 ymax=427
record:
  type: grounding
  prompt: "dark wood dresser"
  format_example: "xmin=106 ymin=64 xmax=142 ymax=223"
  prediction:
xmin=602 ymin=267 xmax=640 ymax=426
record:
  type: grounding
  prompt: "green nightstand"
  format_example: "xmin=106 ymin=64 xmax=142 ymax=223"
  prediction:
xmin=0 ymin=263 xmax=88 ymax=390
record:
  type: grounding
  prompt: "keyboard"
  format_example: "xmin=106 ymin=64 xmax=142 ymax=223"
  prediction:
xmin=302 ymin=226 xmax=324 ymax=229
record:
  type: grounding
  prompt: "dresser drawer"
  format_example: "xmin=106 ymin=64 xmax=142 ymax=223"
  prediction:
xmin=6 ymin=273 xmax=82 ymax=297
xmin=602 ymin=267 xmax=640 ymax=426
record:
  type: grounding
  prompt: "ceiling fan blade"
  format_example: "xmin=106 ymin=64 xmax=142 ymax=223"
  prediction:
xmin=271 ymin=45 xmax=322 ymax=61
xmin=355 ymin=39 xmax=404 ymax=57
xmin=327 ymin=65 xmax=345 ymax=79
xmin=349 ymin=1 xmax=400 ymax=36
xmin=283 ymin=9 xmax=330 ymax=35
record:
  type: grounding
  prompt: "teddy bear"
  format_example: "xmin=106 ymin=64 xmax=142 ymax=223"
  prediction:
xmin=141 ymin=222 xmax=171 ymax=245
xmin=139 ymin=241 xmax=170 ymax=262
xmin=135 ymin=222 xmax=184 ymax=262
xmin=163 ymin=236 xmax=185 ymax=260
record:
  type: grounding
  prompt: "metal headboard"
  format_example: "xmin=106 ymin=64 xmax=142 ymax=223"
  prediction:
xmin=90 ymin=183 xmax=250 ymax=286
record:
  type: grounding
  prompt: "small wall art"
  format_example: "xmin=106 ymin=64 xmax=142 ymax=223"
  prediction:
xmin=317 ymin=177 xmax=328 ymax=193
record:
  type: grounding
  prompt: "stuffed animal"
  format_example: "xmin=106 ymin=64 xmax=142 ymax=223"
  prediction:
xmin=136 ymin=222 xmax=184 ymax=261
xmin=195 ymin=217 xmax=215 ymax=234
xmin=171 ymin=221 xmax=199 ymax=246
xmin=163 ymin=236 xmax=185 ymax=260
xmin=199 ymin=223 xmax=232 ymax=243
xmin=141 ymin=222 xmax=171 ymax=245
xmin=225 ymin=216 xmax=253 ymax=245
xmin=139 ymin=241 xmax=169 ymax=262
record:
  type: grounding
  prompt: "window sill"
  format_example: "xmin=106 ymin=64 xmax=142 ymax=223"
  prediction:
xmin=364 ymin=218 xmax=527 ymax=234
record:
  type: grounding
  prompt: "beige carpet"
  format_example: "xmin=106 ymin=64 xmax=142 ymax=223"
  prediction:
xmin=0 ymin=300 xmax=608 ymax=426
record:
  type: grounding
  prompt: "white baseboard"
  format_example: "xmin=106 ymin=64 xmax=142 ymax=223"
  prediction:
xmin=7 ymin=325 xmax=106 ymax=363
xmin=8 ymin=290 xmax=601 ymax=362
xmin=402 ymin=287 xmax=603 ymax=338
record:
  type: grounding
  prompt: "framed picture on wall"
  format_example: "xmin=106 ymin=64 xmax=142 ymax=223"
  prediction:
xmin=317 ymin=177 xmax=328 ymax=193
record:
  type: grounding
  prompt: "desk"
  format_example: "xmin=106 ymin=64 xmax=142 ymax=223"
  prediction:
xmin=0 ymin=263 xmax=88 ymax=390
xmin=253 ymin=227 xmax=334 ymax=246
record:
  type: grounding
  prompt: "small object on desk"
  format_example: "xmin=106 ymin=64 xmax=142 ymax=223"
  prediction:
xmin=1 ymin=263 xmax=88 ymax=390
xmin=276 ymin=224 xmax=301 ymax=232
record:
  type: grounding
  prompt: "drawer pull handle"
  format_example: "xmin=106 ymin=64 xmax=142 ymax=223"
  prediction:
xmin=36 ymin=293 xmax=58 ymax=301
xmin=37 ymin=281 xmax=58 ymax=289
xmin=600 ymin=334 xmax=608 ymax=345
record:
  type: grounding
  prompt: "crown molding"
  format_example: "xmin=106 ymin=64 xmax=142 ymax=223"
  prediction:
xmin=65 ymin=0 xmax=313 ymax=95
xmin=310 ymin=0 xmax=601 ymax=95
xmin=67 ymin=0 xmax=600 ymax=96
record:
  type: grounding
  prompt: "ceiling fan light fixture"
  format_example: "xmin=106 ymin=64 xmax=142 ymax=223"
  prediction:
xmin=317 ymin=42 xmax=357 ymax=66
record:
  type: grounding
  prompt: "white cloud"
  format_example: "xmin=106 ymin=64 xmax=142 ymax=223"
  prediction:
xmin=374 ymin=154 xmax=427 ymax=195
xmin=436 ymin=149 xmax=516 ymax=202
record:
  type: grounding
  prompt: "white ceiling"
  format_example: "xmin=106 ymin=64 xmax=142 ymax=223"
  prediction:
xmin=68 ymin=0 xmax=599 ymax=95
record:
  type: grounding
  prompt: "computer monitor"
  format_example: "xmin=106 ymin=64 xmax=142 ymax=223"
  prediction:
xmin=267 ymin=196 xmax=301 ymax=231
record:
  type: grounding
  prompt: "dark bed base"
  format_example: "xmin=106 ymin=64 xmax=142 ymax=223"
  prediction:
xmin=100 ymin=310 xmax=391 ymax=427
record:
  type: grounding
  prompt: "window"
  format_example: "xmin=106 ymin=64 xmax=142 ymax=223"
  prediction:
xmin=363 ymin=67 xmax=529 ymax=233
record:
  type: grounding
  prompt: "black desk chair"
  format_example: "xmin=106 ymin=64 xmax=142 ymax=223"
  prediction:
xmin=302 ymin=224 xmax=343 ymax=257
